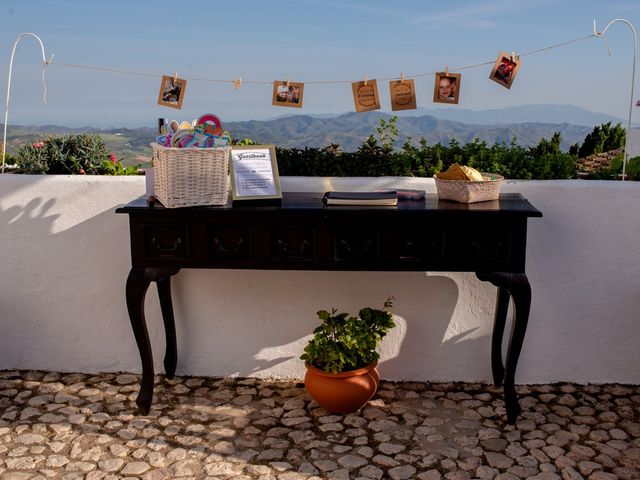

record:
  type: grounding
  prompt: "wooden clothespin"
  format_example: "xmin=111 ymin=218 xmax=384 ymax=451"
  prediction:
xmin=400 ymin=72 xmax=404 ymax=82
xmin=286 ymin=77 xmax=290 ymax=87
xmin=510 ymin=52 xmax=517 ymax=62
xmin=445 ymin=66 xmax=449 ymax=76
xmin=363 ymin=75 xmax=368 ymax=86
xmin=173 ymin=72 xmax=178 ymax=83
xmin=234 ymin=77 xmax=242 ymax=89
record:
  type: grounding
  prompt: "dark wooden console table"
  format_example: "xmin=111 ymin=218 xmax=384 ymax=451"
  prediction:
xmin=116 ymin=192 xmax=541 ymax=424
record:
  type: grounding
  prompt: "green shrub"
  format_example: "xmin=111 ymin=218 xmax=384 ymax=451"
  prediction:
xmin=582 ymin=152 xmax=624 ymax=180
xmin=300 ymin=297 xmax=395 ymax=373
xmin=625 ymin=156 xmax=640 ymax=181
xmin=275 ymin=136 xmax=577 ymax=180
xmin=15 ymin=133 xmax=139 ymax=175
xmin=578 ymin=122 xmax=626 ymax=158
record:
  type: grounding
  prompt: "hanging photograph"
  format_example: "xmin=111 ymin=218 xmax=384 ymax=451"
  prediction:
xmin=433 ymin=72 xmax=461 ymax=104
xmin=389 ymin=79 xmax=417 ymax=111
xmin=489 ymin=52 xmax=521 ymax=89
xmin=351 ymin=79 xmax=380 ymax=112
xmin=272 ymin=81 xmax=304 ymax=108
xmin=157 ymin=75 xmax=187 ymax=109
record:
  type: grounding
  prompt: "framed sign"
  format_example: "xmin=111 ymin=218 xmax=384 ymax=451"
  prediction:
xmin=230 ymin=145 xmax=282 ymax=201
xmin=351 ymin=79 xmax=380 ymax=112
xmin=389 ymin=79 xmax=417 ymax=111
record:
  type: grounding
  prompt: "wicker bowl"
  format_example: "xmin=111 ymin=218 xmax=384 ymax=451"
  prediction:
xmin=434 ymin=173 xmax=504 ymax=203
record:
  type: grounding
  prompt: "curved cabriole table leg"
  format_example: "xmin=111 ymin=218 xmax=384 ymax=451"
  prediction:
xmin=157 ymin=274 xmax=178 ymax=378
xmin=126 ymin=267 xmax=179 ymax=414
xmin=491 ymin=286 xmax=511 ymax=387
xmin=476 ymin=271 xmax=532 ymax=425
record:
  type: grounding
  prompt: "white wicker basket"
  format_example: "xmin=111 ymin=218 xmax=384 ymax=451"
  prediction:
xmin=434 ymin=173 xmax=504 ymax=203
xmin=151 ymin=143 xmax=230 ymax=208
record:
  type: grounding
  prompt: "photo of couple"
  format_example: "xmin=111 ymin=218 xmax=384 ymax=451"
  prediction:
xmin=272 ymin=81 xmax=304 ymax=108
xmin=490 ymin=52 xmax=521 ymax=89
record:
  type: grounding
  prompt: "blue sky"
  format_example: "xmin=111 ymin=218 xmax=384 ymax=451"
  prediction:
xmin=0 ymin=0 xmax=638 ymax=127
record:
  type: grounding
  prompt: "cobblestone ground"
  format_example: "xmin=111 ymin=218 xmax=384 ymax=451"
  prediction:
xmin=1 ymin=371 xmax=639 ymax=480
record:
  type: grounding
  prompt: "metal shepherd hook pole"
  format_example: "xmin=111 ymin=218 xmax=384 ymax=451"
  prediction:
xmin=2 ymin=32 xmax=53 ymax=173
xmin=594 ymin=19 xmax=637 ymax=181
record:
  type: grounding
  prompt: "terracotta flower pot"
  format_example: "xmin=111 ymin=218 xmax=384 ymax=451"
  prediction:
xmin=304 ymin=361 xmax=379 ymax=414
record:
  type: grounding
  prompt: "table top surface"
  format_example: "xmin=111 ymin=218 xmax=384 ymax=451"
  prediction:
xmin=116 ymin=192 xmax=542 ymax=217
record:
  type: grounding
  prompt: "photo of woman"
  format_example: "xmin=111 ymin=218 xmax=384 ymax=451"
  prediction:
xmin=433 ymin=72 xmax=461 ymax=104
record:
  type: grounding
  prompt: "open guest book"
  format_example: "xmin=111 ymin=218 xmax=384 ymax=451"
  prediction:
xmin=323 ymin=191 xmax=398 ymax=206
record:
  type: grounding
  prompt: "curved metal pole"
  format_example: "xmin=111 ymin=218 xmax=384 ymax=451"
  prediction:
xmin=2 ymin=32 xmax=53 ymax=173
xmin=594 ymin=19 xmax=637 ymax=181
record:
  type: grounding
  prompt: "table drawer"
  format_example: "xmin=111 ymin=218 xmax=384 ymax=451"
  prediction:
xmin=270 ymin=226 xmax=316 ymax=262
xmin=446 ymin=221 xmax=515 ymax=267
xmin=381 ymin=226 xmax=445 ymax=265
xmin=143 ymin=224 xmax=191 ymax=261
xmin=208 ymin=226 xmax=252 ymax=261
xmin=333 ymin=227 xmax=378 ymax=263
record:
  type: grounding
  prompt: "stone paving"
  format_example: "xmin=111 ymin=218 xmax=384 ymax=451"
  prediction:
xmin=1 ymin=371 xmax=639 ymax=480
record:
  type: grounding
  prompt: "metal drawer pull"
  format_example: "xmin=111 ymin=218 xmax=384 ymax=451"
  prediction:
xmin=340 ymin=238 xmax=372 ymax=254
xmin=152 ymin=237 xmax=182 ymax=252
xmin=277 ymin=238 xmax=310 ymax=254
xmin=471 ymin=240 xmax=504 ymax=256
xmin=214 ymin=237 xmax=244 ymax=253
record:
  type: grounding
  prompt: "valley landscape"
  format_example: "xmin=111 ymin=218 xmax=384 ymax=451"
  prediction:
xmin=1 ymin=105 xmax=633 ymax=167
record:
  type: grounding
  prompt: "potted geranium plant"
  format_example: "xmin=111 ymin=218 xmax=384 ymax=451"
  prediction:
xmin=300 ymin=297 xmax=395 ymax=413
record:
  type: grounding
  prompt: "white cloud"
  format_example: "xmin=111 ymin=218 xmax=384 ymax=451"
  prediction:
xmin=411 ymin=0 xmax=547 ymax=30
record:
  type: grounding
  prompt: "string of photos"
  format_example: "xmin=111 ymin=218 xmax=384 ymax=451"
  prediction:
xmin=2 ymin=20 xmax=638 ymax=175
xmin=85 ymin=41 xmax=590 ymax=112
xmin=152 ymin=46 xmax=523 ymax=113
xmin=48 ymin=26 xmax=631 ymax=114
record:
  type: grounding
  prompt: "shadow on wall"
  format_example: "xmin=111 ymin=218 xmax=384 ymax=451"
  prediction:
xmin=170 ymin=269 xmax=496 ymax=382
xmin=0 ymin=194 xmax=140 ymax=372
xmin=0 ymin=176 xmax=496 ymax=382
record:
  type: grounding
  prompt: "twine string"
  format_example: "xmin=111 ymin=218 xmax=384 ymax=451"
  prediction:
xmin=50 ymin=33 xmax=598 ymax=84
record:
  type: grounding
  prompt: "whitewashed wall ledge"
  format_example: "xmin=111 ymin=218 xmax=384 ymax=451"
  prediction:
xmin=0 ymin=174 xmax=639 ymax=384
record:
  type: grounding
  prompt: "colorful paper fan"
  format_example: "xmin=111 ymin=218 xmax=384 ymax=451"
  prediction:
xmin=197 ymin=113 xmax=222 ymax=130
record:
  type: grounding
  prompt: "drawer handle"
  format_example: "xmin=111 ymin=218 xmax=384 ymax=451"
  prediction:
xmin=214 ymin=237 xmax=244 ymax=253
xmin=471 ymin=240 xmax=504 ymax=256
xmin=340 ymin=238 xmax=373 ymax=255
xmin=277 ymin=239 xmax=310 ymax=254
xmin=152 ymin=237 xmax=182 ymax=252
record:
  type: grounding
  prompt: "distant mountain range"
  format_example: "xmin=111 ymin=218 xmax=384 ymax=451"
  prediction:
xmin=269 ymin=104 xmax=631 ymax=127
xmin=226 ymin=111 xmax=592 ymax=151
xmin=1 ymin=105 xmax=633 ymax=161
xmin=395 ymin=104 xmax=630 ymax=127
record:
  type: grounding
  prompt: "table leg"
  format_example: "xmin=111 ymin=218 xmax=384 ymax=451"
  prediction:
xmin=157 ymin=273 xmax=178 ymax=378
xmin=491 ymin=286 xmax=510 ymax=387
xmin=476 ymin=272 xmax=531 ymax=425
xmin=125 ymin=267 xmax=155 ymax=414
xmin=126 ymin=267 xmax=179 ymax=414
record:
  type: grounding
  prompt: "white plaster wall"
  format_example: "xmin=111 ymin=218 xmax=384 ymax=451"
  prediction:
xmin=0 ymin=174 xmax=639 ymax=384
xmin=629 ymin=128 xmax=640 ymax=158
